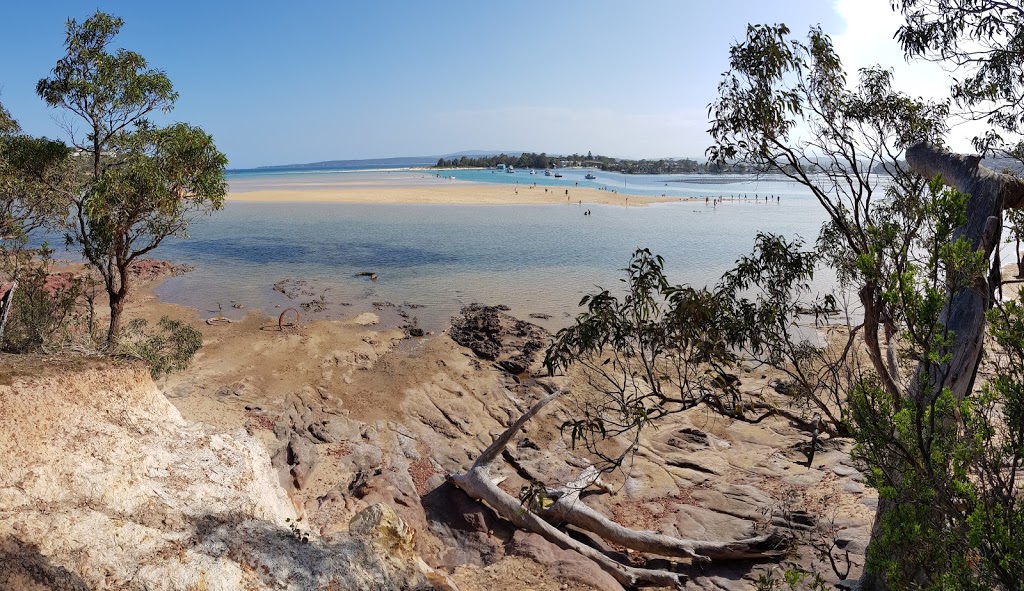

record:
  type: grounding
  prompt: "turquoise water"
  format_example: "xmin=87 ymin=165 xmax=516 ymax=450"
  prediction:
xmin=427 ymin=168 xmax=812 ymax=198
xmin=155 ymin=176 xmax=831 ymax=332
xmin=226 ymin=166 xmax=811 ymax=200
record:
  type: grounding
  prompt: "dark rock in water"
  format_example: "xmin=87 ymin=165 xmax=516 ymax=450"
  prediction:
xmin=528 ymin=313 xmax=551 ymax=320
xmin=273 ymin=278 xmax=315 ymax=300
xmin=449 ymin=304 xmax=549 ymax=374
xmin=407 ymin=327 xmax=425 ymax=337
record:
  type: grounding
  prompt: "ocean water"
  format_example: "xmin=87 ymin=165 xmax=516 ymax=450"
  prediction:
xmin=154 ymin=174 xmax=831 ymax=332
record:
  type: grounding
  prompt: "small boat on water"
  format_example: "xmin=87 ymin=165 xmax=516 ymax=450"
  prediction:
xmin=506 ymin=166 xmax=514 ymax=173
xmin=530 ymin=169 xmax=536 ymax=175
xmin=544 ymin=169 xmax=552 ymax=177
xmin=584 ymin=173 xmax=596 ymax=180
xmin=554 ymin=173 xmax=563 ymax=178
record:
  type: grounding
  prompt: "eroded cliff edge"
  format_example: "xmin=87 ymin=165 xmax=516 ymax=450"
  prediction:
xmin=0 ymin=361 xmax=447 ymax=591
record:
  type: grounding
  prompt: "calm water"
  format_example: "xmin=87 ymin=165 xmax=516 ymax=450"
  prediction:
xmin=154 ymin=174 xmax=831 ymax=332
xmin=227 ymin=167 xmax=813 ymax=199
xmin=424 ymin=167 xmax=813 ymax=198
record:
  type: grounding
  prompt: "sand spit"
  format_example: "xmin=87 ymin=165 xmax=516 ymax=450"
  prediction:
xmin=228 ymin=173 xmax=681 ymax=206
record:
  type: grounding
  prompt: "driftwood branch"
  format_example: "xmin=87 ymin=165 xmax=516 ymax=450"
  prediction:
xmin=450 ymin=389 xmax=788 ymax=590
xmin=540 ymin=465 xmax=787 ymax=562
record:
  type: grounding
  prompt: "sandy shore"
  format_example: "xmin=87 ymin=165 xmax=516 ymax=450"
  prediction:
xmin=228 ymin=174 xmax=683 ymax=206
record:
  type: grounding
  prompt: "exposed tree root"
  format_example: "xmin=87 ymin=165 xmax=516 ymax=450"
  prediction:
xmin=449 ymin=388 xmax=789 ymax=590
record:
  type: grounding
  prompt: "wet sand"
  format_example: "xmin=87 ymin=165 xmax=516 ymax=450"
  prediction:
xmin=228 ymin=170 xmax=683 ymax=206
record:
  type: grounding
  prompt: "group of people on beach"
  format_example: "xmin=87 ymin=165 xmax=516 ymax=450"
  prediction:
xmin=704 ymin=194 xmax=782 ymax=207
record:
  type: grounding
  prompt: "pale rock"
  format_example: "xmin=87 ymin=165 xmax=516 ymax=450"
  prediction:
xmin=354 ymin=312 xmax=380 ymax=326
xmin=0 ymin=365 xmax=446 ymax=591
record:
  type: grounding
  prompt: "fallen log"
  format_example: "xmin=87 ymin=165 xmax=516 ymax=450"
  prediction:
xmin=449 ymin=388 xmax=788 ymax=590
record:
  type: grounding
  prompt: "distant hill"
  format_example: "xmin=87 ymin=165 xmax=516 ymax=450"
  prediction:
xmin=249 ymin=156 xmax=436 ymax=171
xmin=239 ymin=151 xmax=525 ymax=172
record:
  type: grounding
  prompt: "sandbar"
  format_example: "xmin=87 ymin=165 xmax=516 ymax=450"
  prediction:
xmin=227 ymin=171 xmax=685 ymax=206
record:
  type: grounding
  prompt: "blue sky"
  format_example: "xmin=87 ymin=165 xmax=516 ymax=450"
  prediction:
xmin=1 ymin=1 xmax=945 ymax=168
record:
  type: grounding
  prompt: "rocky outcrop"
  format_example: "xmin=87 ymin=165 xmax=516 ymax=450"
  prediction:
xmin=448 ymin=304 xmax=548 ymax=375
xmin=128 ymin=259 xmax=192 ymax=281
xmin=0 ymin=362 xmax=447 ymax=591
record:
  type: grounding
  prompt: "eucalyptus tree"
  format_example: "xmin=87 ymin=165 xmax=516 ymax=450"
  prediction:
xmin=709 ymin=21 xmax=1024 ymax=590
xmin=0 ymin=102 xmax=72 ymax=249
xmin=35 ymin=11 xmax=227 ymax=341
xmin=0 ymin=102 xmax=79 ymax=350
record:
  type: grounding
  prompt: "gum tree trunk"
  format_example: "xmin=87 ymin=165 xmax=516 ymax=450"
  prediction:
xmin=859 ymin=143 xmax=1024 ymax=590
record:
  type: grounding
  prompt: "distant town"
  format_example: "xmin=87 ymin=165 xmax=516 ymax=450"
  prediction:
xmin=433 ymin=152 xmax=759 ymax=174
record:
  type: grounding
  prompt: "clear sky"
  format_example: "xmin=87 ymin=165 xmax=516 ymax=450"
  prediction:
xmin=0 ymin=1 xmax=963 ymax=169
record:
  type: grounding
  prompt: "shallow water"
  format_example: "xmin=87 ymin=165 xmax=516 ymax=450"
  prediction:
xmin=155 ymin=183 xmax=831 ymax=332
xmin=227 ymin=167 xmax=813 ymax=200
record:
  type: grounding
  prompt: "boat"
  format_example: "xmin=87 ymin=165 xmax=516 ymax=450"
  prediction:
xmin=506 ymin=166 xmax=514 ymax=173
xmin=544 ymin=169 xmax=552 ymax=177
xmin=584 ymin=173 xmax=596 ymax=180
xmin=554 ymin=172 xmax=563 ymax=178
xmin=530 ymin=169 xmax=536 ymax=175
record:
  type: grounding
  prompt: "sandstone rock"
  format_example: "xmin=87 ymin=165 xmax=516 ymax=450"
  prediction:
xmin=349 ymin=502 xmax=417 ymax=552
xmin=508 ymin=531 xmax=624 ymax=591
xmin=0 ymin=364 xmax=443 ymax=591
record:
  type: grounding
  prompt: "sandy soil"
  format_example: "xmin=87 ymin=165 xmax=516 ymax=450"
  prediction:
xmin=228 ymin=174 xmax=681 ymax=206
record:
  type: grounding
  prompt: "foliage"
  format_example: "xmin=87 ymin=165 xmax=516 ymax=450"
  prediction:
xmin=1004 ymin=208 xmax=1024 ymax=277
xmin=35 ymin=11 xmax=227 ymax=341
xmin=706 ymin=21 xmax=1024 ymax=589
xmin=0 ymin=243 xmax=92 ymax=353
xmin=433 ymin=151 xmax=726 ymax=174
xmin=754 ymin=569 xmax=830 ymax=591
xmin=545 ymin=248 xmax=729 ymax=471
xmin=895 ymin=0 xmax=1024 ymax=149
xmin=718 ymin=233 xmax=850 ymax=434
xmin=544 ymin=236 xmax=841 ymax=473
xmin=113 ymin=316 xmax=202 ymax=379
xmin=843 ymin=177 xmax=1024 ymax=588
xmin=844 ymin=177 xmax=1011 ymax=588
xmin=0 ymin=100 xmax=91 ymax=353
xmin=0 ymin=102 xmax=73 ymax=248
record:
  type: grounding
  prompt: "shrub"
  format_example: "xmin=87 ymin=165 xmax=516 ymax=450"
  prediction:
xmin=0 ymin=244 xmax=90 ymax=353
xmin=114 ymin=316 xmax=202 ymax=378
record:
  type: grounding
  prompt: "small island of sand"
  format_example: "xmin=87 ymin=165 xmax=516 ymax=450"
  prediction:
xmin=227 ymin=170 xmax=684 ymax=206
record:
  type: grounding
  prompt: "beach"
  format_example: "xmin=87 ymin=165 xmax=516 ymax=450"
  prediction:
xmin=227 ymin=169 xmax=682 ymax=206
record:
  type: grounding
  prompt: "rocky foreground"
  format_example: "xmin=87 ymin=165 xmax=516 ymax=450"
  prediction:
xmin=0 ymin=305 xmax=878 ymax=590
xmin=0 ymin=360 xmax=452 ymax=590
